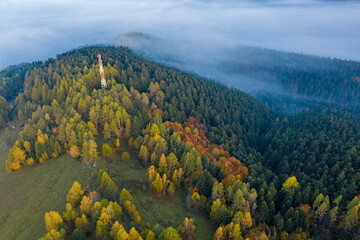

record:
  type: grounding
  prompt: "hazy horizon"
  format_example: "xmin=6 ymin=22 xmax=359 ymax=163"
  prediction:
xmin=1 ymin=0 xmax=360 ymax=68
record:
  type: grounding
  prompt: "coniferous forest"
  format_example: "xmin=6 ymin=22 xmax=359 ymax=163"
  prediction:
xmin=1 ymin=45 xmax=360 ymax=240
xmin=228 ymin=47 xmax=360 ymax=106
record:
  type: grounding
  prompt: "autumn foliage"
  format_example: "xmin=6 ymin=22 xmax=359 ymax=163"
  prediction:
xmin=164 ymin=117 xmax=249 ymax=182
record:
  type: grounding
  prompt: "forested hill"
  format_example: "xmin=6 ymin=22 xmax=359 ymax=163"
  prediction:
xmin=0 ymin=62 xmax=40 ymax=128
xmin=115 ymin=33 xmax=360 ymax=111
xmin=2 ymin=46 xmax=274 ymax=239
xmin=2 ymin=46 xmax=360 ymax=239
xmin=0 ymin=62 xmax=39 ymax=100
xmin=14 ymin=46 xmax=275 ymax=157
xmin=224 ymin=47 xmax=360 ymax=108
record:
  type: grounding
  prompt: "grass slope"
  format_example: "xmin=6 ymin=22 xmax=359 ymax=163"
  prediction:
xmin=0 ymin=128 xmax=94 ymax=240
xmin=0 ymin=129 xmax=213 ymax=239
xmin=104 ymin=140 xmax=214 ymax=239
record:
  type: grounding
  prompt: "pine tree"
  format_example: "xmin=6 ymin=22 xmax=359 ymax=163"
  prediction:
xmin=162 ymin=227 xmax=182 ymax=240
xmin=159 ymin=154 xmax=168 ymax=172
xmin=145 ymin=231 xmax=156 ymax=240
xmin=120 ymin=188 xmax=133 ymax=204
xmin=84 ymin=140 xmax=98 ymax=164
xmin=150 ymin=124 xmax=160 ymax=136
xmin=151 ymin=173 xmax=163 ymax=194
xmin=196 ymin=171 xmax=213 ymax=198
xmin=167 ymin=153 xmax=179 ymax=173
xmin=230 ymin=224 xmax=242 ymax=240
xmin=110 ymin=221 xmax=122 ymax=239
xmin=139 ymin=145 xmax=149 ymax=163
xmin=212 ymin=182 xmax=225 ymax=201
xmin=147 ymin=165 xmax=157 ymax=184
xmin=103 ymin=122 xmax=112 ymax=139
xmin=167 ymin=182 xmax=175 ymax=195
xmin=210 ymin=199 xmax=223 ymax=222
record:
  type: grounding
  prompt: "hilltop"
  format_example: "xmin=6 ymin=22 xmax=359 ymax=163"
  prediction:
xmin=115 ymin=32 xmax=360 ymax=112
xmin=0 ymin=46 xmax=359 ymax=239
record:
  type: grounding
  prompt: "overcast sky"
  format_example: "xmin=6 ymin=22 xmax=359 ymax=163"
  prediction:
xmin=0 ymin=0 xmax=360 ymax=68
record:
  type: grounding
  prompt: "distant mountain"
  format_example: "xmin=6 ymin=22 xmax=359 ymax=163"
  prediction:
xmin=114 ymin=32 xmax=360 ymax=112
xmin=113 ymin=32 xmax=181 ymax=67
xmin=224 ymin=47 xmax=360 ymax=110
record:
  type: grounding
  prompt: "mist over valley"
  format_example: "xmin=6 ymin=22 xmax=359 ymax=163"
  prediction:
xmin=1 ymin=1 xmax=360 ymax=239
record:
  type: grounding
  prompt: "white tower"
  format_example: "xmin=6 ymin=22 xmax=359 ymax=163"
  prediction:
xmin=98 ymin=54 xmax=107 ymax=89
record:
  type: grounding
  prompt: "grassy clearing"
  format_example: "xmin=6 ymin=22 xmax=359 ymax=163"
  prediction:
xmin=104 ymin=140 xmax=214 ymax=239
xmin=0 ymin=128 xmax=95 ymax=240
xmin=0 ymin=129 xmax=213 ymax=239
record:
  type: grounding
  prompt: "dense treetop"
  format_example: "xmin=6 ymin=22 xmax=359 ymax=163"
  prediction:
xmin=227 ymin=47 xmax=360 ymax=107
xmin=1 ymin=45 xmax=360 ymax=239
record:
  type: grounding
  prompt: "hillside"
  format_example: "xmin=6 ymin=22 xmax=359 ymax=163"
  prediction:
xmin=1 ymin=46 xmax=269 ymax=239
xmin=1 ymin=46 xmax=360 ymax=239
xmin=0 ymin=124 xmax=93 ymax=239
xmin=115 ymin=33 xmax=360 ymax=111
xmin=226 ymin=47 xmax=360 ymax=110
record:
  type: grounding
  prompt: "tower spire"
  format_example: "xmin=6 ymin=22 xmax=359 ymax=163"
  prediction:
xmin=98 ymin=54 xmax=107 ymax=89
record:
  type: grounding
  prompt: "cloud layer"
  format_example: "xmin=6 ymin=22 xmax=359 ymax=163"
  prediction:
xmin=0 ymin=0 xmax=360 ymax=68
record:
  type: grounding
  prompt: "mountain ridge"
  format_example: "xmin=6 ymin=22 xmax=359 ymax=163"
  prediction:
xmin=1 ymin=45 xmax=360 ymax=239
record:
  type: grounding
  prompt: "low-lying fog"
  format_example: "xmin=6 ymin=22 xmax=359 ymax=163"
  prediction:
xmin=1 ymin=0 xmax=360 ymax=67
xmin=1 ymin=0 xmax=359 ymax=97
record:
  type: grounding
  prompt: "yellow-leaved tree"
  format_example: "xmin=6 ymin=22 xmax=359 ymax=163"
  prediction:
xmin=102 ymin=143 xmax=113 ymax=158
xmin=121 ymin=152 xmax=130 ymax=162
xmin=230 ymin=223 xmax=241 ymax=239
xmin=88 ymin=140 xmax=98 ymax=163
xmin=75 ymin=214 xmax=89 ymax=229
xmin=80 ymin=195 xmax=93 ymax=216
xmin=23 ymin=141 xmax=31 ymax=153
xmin=63 ymin=203 xmax=77 ymax=221
xmin=7 ymin=146 xmax=26 ymax=172
xmin=147 ymin=165 xmax=157 ymax=184
xmin=44 ymin=229 xmax=64 ymax=240
xmin=110 ymin=221 xmax=122 ymax=239
xmin=214 ymin=227 xmax=223 ymax=240
xmin=159 ymin=154 xmax=168 ymax=169
xmin=243 ymin=212 xmax=253 ymax=228
xmin=115 ymin=223 xmax=129 ymax=240
xmin=282 ymin=176 xmax=299 ymax=193
xmin=129 ymin=227 xmax=143 ymax=240
xmin=151 ymin=173 xmax=163 ymax=193
xmin=69 ymin=145 xmax=81 ymax=158
xmin=96 ymin=208 xmax=111 ymax=238
xmin=45 ymin=211 xmax=63 ymax=232
xmin=67 ymin=182 xmax=84 ymax=207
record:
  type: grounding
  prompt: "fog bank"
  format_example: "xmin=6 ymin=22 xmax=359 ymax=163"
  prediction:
xmin=1 ymin=0 xmax=359 ymax=68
